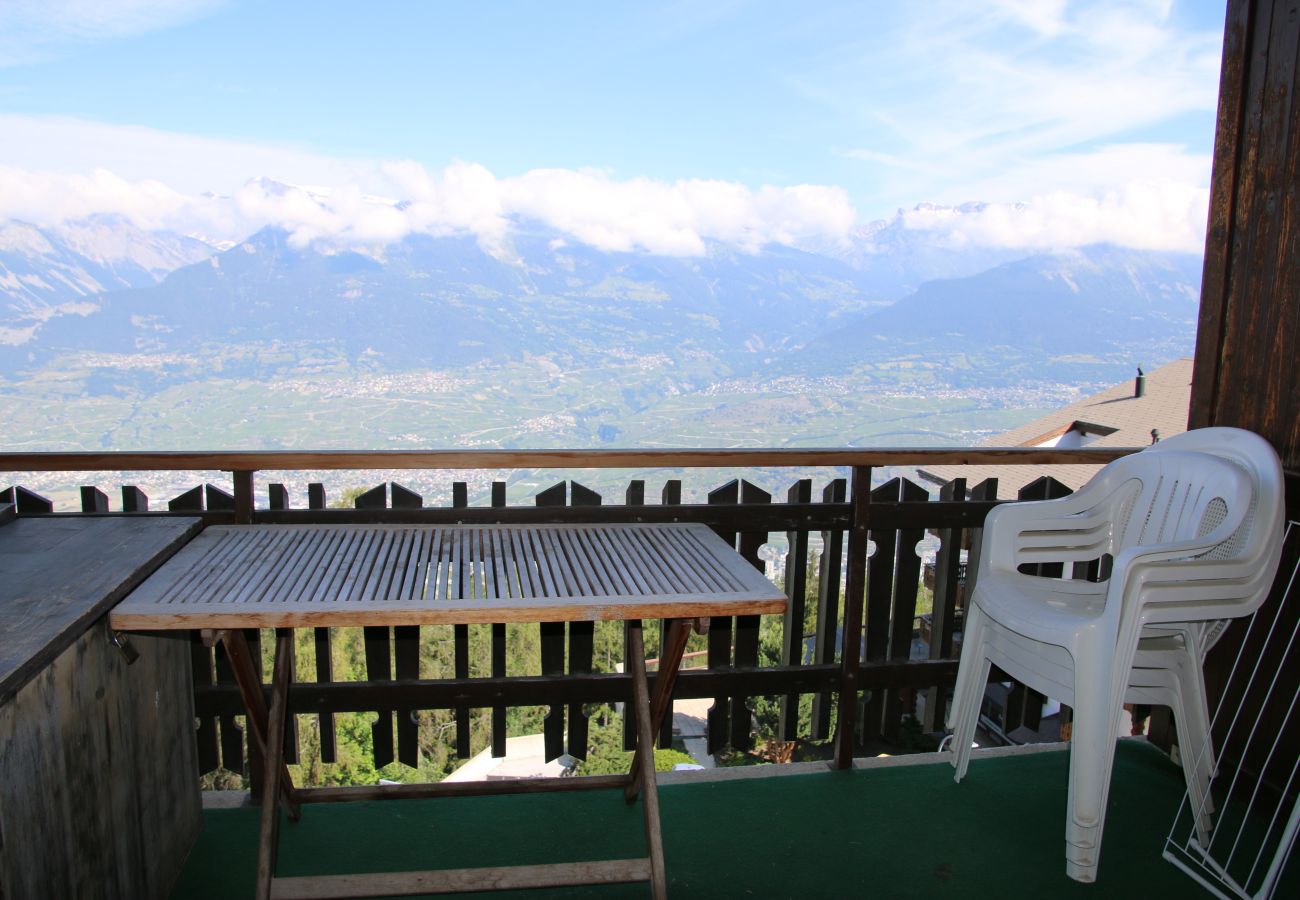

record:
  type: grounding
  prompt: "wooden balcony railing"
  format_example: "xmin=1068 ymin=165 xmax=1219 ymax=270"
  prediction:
xmin=0 ymin=446 xmax=1134 ymax=786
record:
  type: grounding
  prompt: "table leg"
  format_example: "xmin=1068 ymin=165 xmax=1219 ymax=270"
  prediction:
xmin=255 ymin=628 xmax=296 ymax=900
xmin=625 ymin=621 xmax=668 ymax=900
xmin=219 ymin=629 xmax=299 ymax=819
xmin=627 ymin=618 xmax=693 ymax=802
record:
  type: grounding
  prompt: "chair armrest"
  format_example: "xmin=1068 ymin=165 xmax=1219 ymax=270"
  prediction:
xmin=978 ymin=493 xmax=1122 ymax=576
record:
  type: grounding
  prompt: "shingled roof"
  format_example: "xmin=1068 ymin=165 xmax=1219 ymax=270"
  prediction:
xmin=917 ymin=357 xmax=1193 ymax=499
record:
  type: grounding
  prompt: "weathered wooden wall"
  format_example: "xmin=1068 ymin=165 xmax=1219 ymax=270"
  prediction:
xmin=1190 ymin=0 xmax=1300 ymax=467
xmin=0 ymin=624 xmax=199 ymax=899
xmin=1186 ymin=0 xmax=1300 ymax=794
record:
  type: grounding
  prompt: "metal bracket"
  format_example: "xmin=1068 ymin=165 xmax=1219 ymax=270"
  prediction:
xmin=110 ymin=630 xmax=140 ymax=665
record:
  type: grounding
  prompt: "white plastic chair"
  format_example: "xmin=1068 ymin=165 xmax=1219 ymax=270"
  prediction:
xmin=945 ymin=427 xmax=1285 ymax=882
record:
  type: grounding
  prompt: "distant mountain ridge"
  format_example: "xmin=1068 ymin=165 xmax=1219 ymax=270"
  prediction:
xmin=14 ymin=224 xmax=889 ymax=376
xmin=0 ymin=208 xmax=1202 ymax=393
xmin=800 ymin=245 xmax=1202 ymax=384
xmin=0 ymin=215 xmax=214 ymax=343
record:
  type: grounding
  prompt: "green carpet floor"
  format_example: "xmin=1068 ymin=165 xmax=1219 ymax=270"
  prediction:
xmin=173 ymin=742 xmax=1223 ymax=898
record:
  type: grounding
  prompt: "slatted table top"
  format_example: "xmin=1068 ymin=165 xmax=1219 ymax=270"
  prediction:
xmin=110 ymin=523 xmax=787 ymax=630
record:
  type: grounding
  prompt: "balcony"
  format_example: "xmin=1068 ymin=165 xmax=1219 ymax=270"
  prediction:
xmin=3 ymin=445 xmax=1292 ymax=898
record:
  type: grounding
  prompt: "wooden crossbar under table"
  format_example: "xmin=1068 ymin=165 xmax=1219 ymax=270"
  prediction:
xmin=111 ymin=523 xmax=787 ymax=900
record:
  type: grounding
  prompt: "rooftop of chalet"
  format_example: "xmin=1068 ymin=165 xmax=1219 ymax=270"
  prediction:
xmin=918 ymin=357 xmax=1193 ymax=499
xmin=179 ymin=741 xmax=1238 ymax=899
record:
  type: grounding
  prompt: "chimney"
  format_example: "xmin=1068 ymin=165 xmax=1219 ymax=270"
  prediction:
xmin=1135 ymin=366 xmax=1146 ymax=398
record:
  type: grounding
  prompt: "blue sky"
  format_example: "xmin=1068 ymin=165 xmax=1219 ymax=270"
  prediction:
xmin=0 ymin=1 xmax=1227 ymax=252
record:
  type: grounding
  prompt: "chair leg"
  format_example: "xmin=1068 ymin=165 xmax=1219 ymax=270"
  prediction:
xmin=1169 ymin=653 xmax=1217 ymax=842
xmin=1062 ymin=665 xmax=1123 ymax=883
xmin=948 ymin=604 xmax=990 ymax=782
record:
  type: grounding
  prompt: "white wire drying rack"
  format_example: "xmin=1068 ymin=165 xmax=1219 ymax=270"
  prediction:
xmin=1164 ymin=519 xmax=1300 ymax=898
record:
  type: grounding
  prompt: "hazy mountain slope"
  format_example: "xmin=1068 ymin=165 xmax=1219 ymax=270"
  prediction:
xmin=798 ymin=203 xmax=1027 ymax=300
xmin=13 ymin=226 xmax=890 ymax=377
xmin=0 ymin=215 xmax=214 ymax=343
xmin=799 ymin=245 xmax=1202 ymax=384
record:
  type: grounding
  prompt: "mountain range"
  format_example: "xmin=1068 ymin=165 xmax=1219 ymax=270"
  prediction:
xmin=0 ymin=215 xmax=215 ymax=342
xmin=1 ymin=208 xmax=1201 ymax=382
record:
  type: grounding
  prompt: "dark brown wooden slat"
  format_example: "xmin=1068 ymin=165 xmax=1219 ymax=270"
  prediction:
xmin=232 ymin=471 xmax=254 ymax=525
xmin=355 ymin=484 xmax=387 ymax=510
xmin=192 ymin=633 xmax=220 ymax=775
xmin=307 ymin=483 xmax=325 ymax=509
xmin=121 ymin=485 xmax=148 ymax=512
xmin=268 ymin=484 xmax=289 ymax=510
xmin=450 ymin=485 xmax=473 ymax=758
xmin=882 ymin=478 xmax=928 ymax=745
xmin=80 ymin=486 xmax=108 ymax=513
xmin=273 ymin=628 xmax=300 ymax=766
xmin=168 ymin=485 xmax=204 ymax=512
xmin=629 ymin=484 xmax=675 ymax=747
xmin=213 ymin=639 xmax=245 ymax=775
xmin=313 ymin=627 xmax=336 ymax=763
xmin=780 ymin=479 xmax=812 ymax=740
xmin=364 ymin=626 xmax=395 ymax=769
xmin=567 ymin=493 xmax=600 ymax=758
xmin=535 ymin=487 xmax=567 ymax=761
xmin=490 ymin=485 xmax=508 ymax=757
xmin=625 ymin=480 xmax=645 ymax=505
xmin=922 ymin=478 xmax=966 ymax=732
xmin=835 ymin=466 xmax=871 ymax=769
xmin=390 ymin=482 xmax=422 ymax=508
xmin=241 ymin=628 xmax=270 ymax=793
xmin=860 ymin=477 xmax=899 ymax=745
xmin=394 ymin=622 xmax=420 ymax=767
xmin=7 ymin=486 xmax=54 ymax=514
xmin=535 ymin=481 xmax=566 ymax=506
xmin=205 ymin=483 xmax=235 ymax=512
xmin=704 ymin=480 xmax=738 ymax=753
xmin=729 ymin=480 xmax=769 ymax=750
xmin=571 ymin=481 xmax=601 ymax=506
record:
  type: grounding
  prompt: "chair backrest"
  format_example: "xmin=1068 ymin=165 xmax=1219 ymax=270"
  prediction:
xmin=1132 ymin=427 xmax=1285 ymax=624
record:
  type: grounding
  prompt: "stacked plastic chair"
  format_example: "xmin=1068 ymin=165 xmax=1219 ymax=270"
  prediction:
xmin=945 ymin=427 xmax=1285 ymax=882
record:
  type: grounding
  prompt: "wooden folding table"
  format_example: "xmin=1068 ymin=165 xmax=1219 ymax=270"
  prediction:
xmin=110 ymin=522 xmax=786 ymax=899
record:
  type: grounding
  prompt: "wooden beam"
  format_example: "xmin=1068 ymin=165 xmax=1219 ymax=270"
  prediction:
xmin=269 ymin=859 xmax=653 ymax=899
xmin=0 ymin=446 xmax=1137 ymax=473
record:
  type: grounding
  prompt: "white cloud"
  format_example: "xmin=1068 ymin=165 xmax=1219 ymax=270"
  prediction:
xmin=0 ymin=0 xmax=223 ymax=66
xmin=0 ymin=116 xmax=1207 ymax=256
xmin=0 ymin=154 xmax=861 ymax=256
xmin=901 ymin=179 xmax=1209 ymax=253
